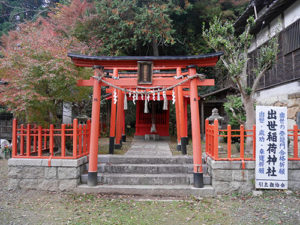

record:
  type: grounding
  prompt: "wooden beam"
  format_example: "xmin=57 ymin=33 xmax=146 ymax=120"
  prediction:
xmin=70 ymin=56 xmax=220 ymax=69
xmin=77 ymin=77 xmax=215 ymax=88
xmin=105 ymin=89 xmax=190 ymax=96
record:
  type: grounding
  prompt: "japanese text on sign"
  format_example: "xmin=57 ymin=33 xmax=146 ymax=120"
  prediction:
xmin=255 ymin=106 xmax=288 ymax=189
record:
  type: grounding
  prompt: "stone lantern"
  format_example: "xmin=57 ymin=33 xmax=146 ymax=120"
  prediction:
xmin=206 ymin=108 xmax=225 ymax=151
xmin=207 ymin=108 xmax=224 ymax=128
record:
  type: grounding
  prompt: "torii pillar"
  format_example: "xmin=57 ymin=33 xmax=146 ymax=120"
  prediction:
xmin=88 ymin=66 xmax=103 ymax=186
xmin=178 ymin=85 xmax=188 ymax=154
xmin=188 ymin=65 xmax=203 ymax=188
xmin=115 ymin=90 xmax=124 ymax=148
xmin=109 ymin=68 xmax=118 ymax=154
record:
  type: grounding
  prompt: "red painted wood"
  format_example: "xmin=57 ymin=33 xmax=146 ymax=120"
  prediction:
xmin=38 ymin=126 xmax=42 ymax=157
xmin=189 ymin=67 xmax=203 ymax=173
xmin=12 ymin=119 xmax=17 ymax=157
xmin=109 ymin=69 xmax=118 ymax=138
xmin=175 ymin=86 xmax=181 ymax=144
xmin=184 ymin=97 xmax=188 ymax=137
xmin=71 ymin=57 xmax=219 ymax=69
xmin=49 ymin=124 xmax=54 ymax=157
xmin=105 ymin=88 xmax=190 ymax=96
xmin=77 ymin=77 xmax=215 ymax=88
xmin=61 ymin=124 xmax=66 ymax=157
xmin=88 ymin=75 xmax=101 ymax=173
xmin=115 ymin=90 xmax=124 ymax=144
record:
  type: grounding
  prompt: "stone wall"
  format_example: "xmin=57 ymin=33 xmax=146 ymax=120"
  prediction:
xmin=207 ymin=157 xmax=300 ymax=194
xmin=8 ymin=157 xmax=88 ymax=191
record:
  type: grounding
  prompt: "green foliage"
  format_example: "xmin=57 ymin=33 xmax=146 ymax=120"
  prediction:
xmin=0 ymin=0 xmax=60 ymax=38
xmin=203 ymin=15 xmax=278 ymax=88
xmin=0 ymin=0 xmax=91 ymax=125
xmin=203 ymin=16 xmax=253 ymax=78
xmin=203 ymin=15 xmax=279 ymax=128
xmin=223 ymin=95 xmax=246 ymax=128
xmin=74 ymin=0 xmax=179 ymax=56
xmin=254 ymin=37 xmax=279 ymax=77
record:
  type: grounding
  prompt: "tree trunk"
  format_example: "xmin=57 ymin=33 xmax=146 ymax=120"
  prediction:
xmin=242 ymin=95 xmax=255 ymax=130
xmin=152 ymin=38 xmax=159 ymax=56
xmin=241 ymin=94 xmax=255 ymax=153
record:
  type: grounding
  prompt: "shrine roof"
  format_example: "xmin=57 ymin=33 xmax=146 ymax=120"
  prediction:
xmin=68 ymin=52 xmax=223 ymax=69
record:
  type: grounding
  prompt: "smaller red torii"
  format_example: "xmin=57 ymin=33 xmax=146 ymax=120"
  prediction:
xmin=69 ymin=52 xmax=223 ymax=188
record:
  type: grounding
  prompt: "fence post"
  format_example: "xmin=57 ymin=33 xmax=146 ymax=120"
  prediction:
xmin=49 ymin=124 xmax=54 ymax=156
xmin=240 ymin=125 xmax=245 ymax=159
xmin=20 ymin=124 xmax=24 ymax=155
xmin=227 ymin=124 xmax=231 ymax=159
xmin=253 ymin=125 xmax=256 ymax=160
xmin=83 ymin=124 xmax=87 ymax=154
xmin=87 ymin=120 xmax=91 ymax=153
xmin=33 ymin=125 xmax=37 ymax=153
xmin=294 ymin=125 xmax=299 ymax=159
xmin=205 ymin=119 xmax=209 ymax=155
xmin=38 ymin=126 xmax=42 ymax=157
xmin=78 ymin=124 xmax=82 ymax=156
xmin=12 ymin=119 xmax=17 ymax=157
xmin=213 ymin=119 xmax=219 ymax=160
xmin=43 ymin=128 xmax=47 ymax=150
xmin=73 ymin=119 xmax=78 ymax=158
xmin=61 ymin=124 xmax=66 ymax=157
xmin=209 ymin=124 xmax=212 ymax=156
xmin=26 ymin=124 xmax=31 ymax=157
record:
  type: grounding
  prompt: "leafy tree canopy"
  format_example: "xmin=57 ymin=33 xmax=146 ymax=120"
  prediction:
xmin=0 ymin=0 xmax=91 ymax=125
xmin=203 ymin=16 xmax=278 ymax=130
xmin=0 ymin=0 xmax=61 ymax=38
xmin=73 ymin=0 xmax=182 ymax=56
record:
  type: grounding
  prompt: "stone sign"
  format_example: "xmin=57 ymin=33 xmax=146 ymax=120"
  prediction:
xmin=255 ymin=106 xmax=288 ymax=189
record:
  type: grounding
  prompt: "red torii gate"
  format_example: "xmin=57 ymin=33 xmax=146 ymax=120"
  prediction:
xmin=68 ymin=52 xmax=222 ymax=188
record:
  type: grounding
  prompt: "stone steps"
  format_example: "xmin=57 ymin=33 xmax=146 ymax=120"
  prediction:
xmin=75 ymin=184 xmax=215 ymax=197
xmin=96 ymin=155 xmax=195 ymax=165
xmin=81 ymin=173 xmax=211 ymax=185
xmin=96 ymin=164 xmax=193 ymax=174
xmin=80 ymin=155 xmax=212 ymax=193
xmin=92 ymin=164 xmax=208 ymax=174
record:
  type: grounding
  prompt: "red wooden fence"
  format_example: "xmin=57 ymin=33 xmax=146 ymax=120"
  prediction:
xmin=12 ymin=119 xmax=91 ymax=159
xmin=205 ymin=119 xmax=300 ymax=161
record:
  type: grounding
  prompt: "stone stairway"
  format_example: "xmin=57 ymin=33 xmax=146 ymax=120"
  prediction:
xmin=76 ymin=138 xmax=214 ymax=197
xmin=77 ymin=155 xmax=214 ymax=197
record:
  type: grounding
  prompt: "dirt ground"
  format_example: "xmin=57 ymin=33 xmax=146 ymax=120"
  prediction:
xmin=1 ymin=159 xmax=300 ymax=225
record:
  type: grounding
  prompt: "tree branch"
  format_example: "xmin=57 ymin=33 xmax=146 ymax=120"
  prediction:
xmin=240 ymin=52 xmax=248 ymax=87
xmin=220 ymin=57 xmax=230 ymax=70
xmin=229 ymin=107 xmax=244 ymax=124
xmin=235 ymin=76 xmax=246 ymax=98
xmin=251 ymin=65 xmax=270 ymax=94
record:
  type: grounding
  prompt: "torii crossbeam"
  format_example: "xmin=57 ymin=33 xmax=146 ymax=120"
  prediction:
xmin=68 ymin=52 xmax=223 ymax=188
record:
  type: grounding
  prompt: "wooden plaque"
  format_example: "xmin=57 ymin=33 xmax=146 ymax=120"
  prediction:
xmin=138 ymin=61 xmax=153 ymax=84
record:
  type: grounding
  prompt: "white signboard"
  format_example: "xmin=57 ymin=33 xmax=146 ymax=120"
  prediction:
xmin=255 ymin=106 xmax=288 ymax=189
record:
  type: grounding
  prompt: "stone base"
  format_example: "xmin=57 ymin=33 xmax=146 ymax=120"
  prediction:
xmin=8 ymin=156 xmax=88 ymax=191
xmin=145 ymin=134 xmax=159 ymax=141
xmin=206 ymin=157 xmax=300 ymax=194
